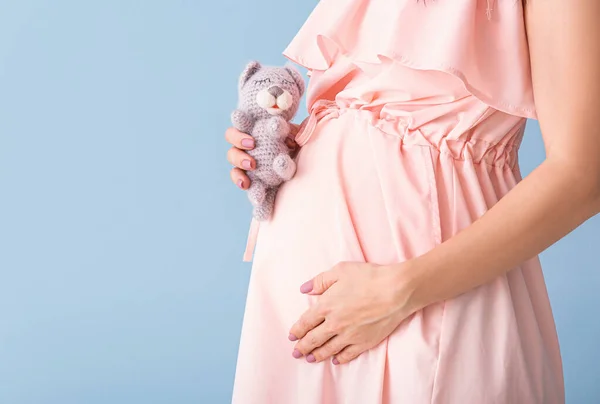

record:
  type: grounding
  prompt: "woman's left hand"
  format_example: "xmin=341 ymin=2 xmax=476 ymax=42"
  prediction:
xmin=288 ymin=261 xmax=417 ymax=365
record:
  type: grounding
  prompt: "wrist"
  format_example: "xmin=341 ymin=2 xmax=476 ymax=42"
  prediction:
xmin=389 ymin=258 xmax=433 ymax=315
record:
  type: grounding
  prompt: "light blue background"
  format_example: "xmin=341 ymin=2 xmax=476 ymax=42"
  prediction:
xmin=0 ymin=1 xmax=598 ymax=403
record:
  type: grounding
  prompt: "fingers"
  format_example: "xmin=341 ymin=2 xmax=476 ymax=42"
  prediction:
xmin=225 ymin=127 xmax=255 ymax=190
xmin=288 ymin=307 xmax=325 ymax=341
xmin=225 ymin=127 xmax=255 ymax=150
xmin=285 ymin=136 xmax=299 ymax=151
xmin=332 ymin=345 xmax=364 ymax=365
xmin=286 ymin=123 xmax=302 ymax=158
xmin=285 ymin=137 xmax=300 ymax=159
xmin=289 ymin=122 xmax=301 ymax=138
xmin=225 ymin=124 xmax=302 ymax=190
xmin=300 ymin=335 xmax=347 ymax=363
xmin=227 ymin=147 xmax=255 ymax=171
xmin=299 ymin=269 xmax=339 ymax=295
xmin=292 ymin=322 xmax=337 ymax=360
xmin=230 ymin=167 xmax=250 ymax=190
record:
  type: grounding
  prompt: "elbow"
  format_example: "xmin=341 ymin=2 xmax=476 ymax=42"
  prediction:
xmin=581 ymin=162 xmax=600 ymax=214
xmin=591 ymin=178 xmax=600 ymax=215
xmin=548 ymin=157 xmax=600 ymax=215
xmin=572 ymin=165 xmax=600 ymax=215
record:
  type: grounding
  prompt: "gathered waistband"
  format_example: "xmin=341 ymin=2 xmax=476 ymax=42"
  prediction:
xmin=295 ymin=99 xmax=411 ymax=146
xmin=294 ymin=99 xmax=523 ymax=170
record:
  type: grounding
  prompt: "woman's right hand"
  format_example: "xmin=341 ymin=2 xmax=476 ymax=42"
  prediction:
xmin=226 ymin=127 xmax=256 ymax=190
xmin=225 ymin=125 xmax=300 ymax=190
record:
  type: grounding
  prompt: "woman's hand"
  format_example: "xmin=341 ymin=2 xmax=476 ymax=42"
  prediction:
xmin=288 ymin=262 xmax=417 ymax=365
xmin=225 ymin=124 xmax=301 ymax=190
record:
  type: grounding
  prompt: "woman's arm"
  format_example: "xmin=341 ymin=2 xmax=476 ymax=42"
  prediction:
xmin=401 ymin=0 xmax=600 ymax=312
xmin=288 ymin=0 xmax=600 ymax=366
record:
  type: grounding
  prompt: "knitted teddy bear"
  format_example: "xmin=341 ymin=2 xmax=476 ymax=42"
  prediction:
xmin=231 ymin=61 xmax=305 ymax=221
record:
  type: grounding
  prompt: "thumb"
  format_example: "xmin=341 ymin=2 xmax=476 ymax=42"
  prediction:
xmin=289 ymin=122 xmax=302 ymax=138
xmin=300 ymin=270 xmax=339 ymax=295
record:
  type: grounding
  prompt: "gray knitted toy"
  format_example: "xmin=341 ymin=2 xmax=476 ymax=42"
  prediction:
xmin=231 ymin=61 xmax=305 ymax=221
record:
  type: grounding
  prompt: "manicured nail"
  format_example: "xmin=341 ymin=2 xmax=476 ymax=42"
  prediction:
xmin=332 ymin=358 xmax=339 ymax=365
xmin=292 ymin=349 xmax=302 ymax=359
xmin=237 ymin=180 xmax=244 ymax=189
xmin=241 ymin=138 xmax=254 ymax=148
xmin=306 ymin=354 xmax=316 ymax=363
xmin=300 ymin=280 xmax=313 ymax=294
xmin=288 ymin=333 xmax=298 ymax=341
xmin=242 ymin=160 xmax=252 ymax=170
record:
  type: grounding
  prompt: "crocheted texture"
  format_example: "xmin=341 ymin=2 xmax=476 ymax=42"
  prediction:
xmin=231 ymin=61 xmax=305 ymax=221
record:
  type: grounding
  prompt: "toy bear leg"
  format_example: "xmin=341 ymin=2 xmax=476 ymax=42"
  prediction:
xmin=253 ymin=188 xmax=277 ymax=221
xmin=273 ymin=154 xmax=296 ymax=181
xmin=247 ymin=180 xmax=267 ymax=207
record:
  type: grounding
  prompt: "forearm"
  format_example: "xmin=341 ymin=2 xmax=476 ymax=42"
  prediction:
xmin=400 ymin=156 xmax=600 ymax=312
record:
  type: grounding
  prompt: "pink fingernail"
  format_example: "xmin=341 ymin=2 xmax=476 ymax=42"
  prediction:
xmin=332 ymin=358 xmax=340 ymax=365
xmin=237 ymin=180 xmax=244 ymax=189
xmin=306 ymin=354 xmax=316 ymax=363
xmin=300 ymin=280 xmax=313 ymax=294
xmin=288 ymin=333 xmax=298 ymax=341
xmin=241 ymin=138 xmax=254 ymax=148
xmin=242 ymin=160 xmax=252 ymax=170
xmin=292 ymin=349 xmax=302 ymax=359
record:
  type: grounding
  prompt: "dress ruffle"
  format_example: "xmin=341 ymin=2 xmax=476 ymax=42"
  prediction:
xmin=283 ymin=0 xmax=536 ymax=119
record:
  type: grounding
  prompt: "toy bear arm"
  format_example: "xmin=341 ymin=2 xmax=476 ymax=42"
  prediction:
xmin=231 ymin=109 xmax=255 ymax=134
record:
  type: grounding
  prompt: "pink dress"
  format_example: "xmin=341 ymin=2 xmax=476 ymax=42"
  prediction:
xmin=233 ymin=1 xmax=565 ymax=403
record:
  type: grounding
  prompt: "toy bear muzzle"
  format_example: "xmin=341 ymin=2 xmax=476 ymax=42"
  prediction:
xmin=256 ymin=86 xmax=293 ymax=115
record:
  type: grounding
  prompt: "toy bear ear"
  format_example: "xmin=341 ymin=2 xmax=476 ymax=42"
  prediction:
xmin=284 ymin=63 xmax=305 ymax=97
xmin=239 ymin=61 xmax=262 ymax=90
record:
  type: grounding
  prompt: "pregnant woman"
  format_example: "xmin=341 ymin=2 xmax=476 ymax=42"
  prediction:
xmin=226 ymin=1 xmax=600 ymax=403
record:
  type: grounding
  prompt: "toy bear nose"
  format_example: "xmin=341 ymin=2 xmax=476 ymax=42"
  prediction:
xmin=268 ymin=86 xmax=284 ymax=97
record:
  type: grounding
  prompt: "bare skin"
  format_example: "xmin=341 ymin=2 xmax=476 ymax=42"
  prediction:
xmin=226 ymin=0 xmax=600 ymax=366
